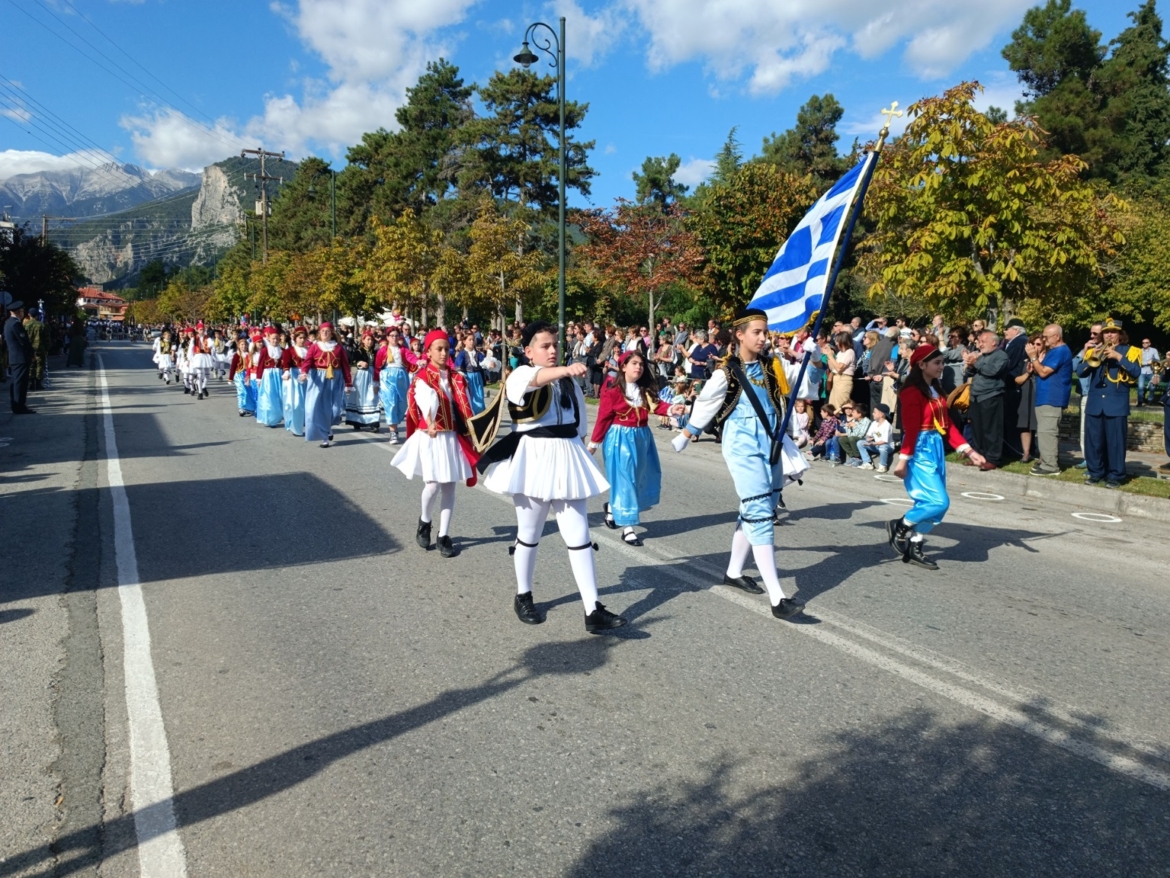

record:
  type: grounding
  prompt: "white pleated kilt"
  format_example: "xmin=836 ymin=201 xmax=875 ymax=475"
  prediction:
xmin=190 ymin=352 xmax=214 ymax=371
xmin=482 ymin=434 xmax=609 ymax=501
xmin=391 ymin=431 xmax=472 ymax=483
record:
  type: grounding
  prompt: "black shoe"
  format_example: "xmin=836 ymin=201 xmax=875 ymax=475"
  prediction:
xmin=621 ymin=528 xmax=642 ymax=547
xmin=585 ymin=602 xmax=626 ymax=633
xmin=603 ymin=502 xmax=617 ymax=529
xmin=514 ymin=592 xmax=544 ymax=625
xmin=771 ymin=598 xmax=805 ymax=619
xmin=437 ymin=534 xmax=457 ymax=557
xmin=14 ymin=407 xmax=36 ymax=415
xmin=886 ymin=517 xmax=910 ymax=558
xmin=1085 ymin=477 xmax=1102 ymax=486
xmin=416 ymin=519 xmax=432 ymax=550
xmin=904 ymin=540 xmax=939 ymax=570
xmin=1105 ymin=480 xmax=1121 ymax=489
xmin=183 ymin=387 xmax=190 ymax=394
xmin=722 ymin=573 xmax=764 ymax=594
xmin=239 ymin=411 xmax=248 ymax=417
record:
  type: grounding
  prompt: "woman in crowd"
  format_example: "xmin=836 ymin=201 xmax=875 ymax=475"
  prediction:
xmin=453 ymin=332 xmax=486 ymax=414
xmin=821 ymin=330 xmax=856 ymax=411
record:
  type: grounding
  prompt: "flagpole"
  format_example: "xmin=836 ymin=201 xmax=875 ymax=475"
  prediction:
xmin=776 ymin=106 xmax=901 ymax=451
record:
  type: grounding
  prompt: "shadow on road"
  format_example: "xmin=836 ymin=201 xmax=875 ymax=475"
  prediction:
xmin=564 ymin=707 xmax=1170 ymax=877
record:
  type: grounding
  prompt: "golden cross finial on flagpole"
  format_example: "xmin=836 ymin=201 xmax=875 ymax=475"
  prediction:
xmin=875 ymin=101 xmax=903 ymax=153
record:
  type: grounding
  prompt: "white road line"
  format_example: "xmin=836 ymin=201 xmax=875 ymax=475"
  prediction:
xmin=98 ymin=356 xmax=189 ymax=877
xmin=355 ymin=429 xmax=1170 ymax=790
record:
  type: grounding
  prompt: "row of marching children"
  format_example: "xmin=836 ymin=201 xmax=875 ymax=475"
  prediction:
xmin=388 ymin=312 xmax=827 ymax=635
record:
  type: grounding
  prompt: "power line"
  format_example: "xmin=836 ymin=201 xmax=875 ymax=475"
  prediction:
xmin=6 ymin=0 xmax=249 ymax=155
xmin=53 ymin=0 xmax=248 ymax=151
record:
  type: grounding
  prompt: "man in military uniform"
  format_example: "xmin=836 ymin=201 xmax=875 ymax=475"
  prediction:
xmin=4 ymin=299 xmax=36 ymax=414
xmin=23 ymin=307 xmax=49 ymax=389
xmin=1076 ymin=317 xmax=1141 ymax=488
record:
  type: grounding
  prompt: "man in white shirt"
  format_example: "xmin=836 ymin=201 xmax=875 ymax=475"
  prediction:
xmin=858 ymin=403 xmax=895 ymax=472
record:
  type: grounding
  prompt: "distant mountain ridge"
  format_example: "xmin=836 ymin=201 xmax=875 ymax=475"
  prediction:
xmin=39 ymin=156 xmax=298 ymax=287
xmin=0 ymin=162 xmax=201 ymax=221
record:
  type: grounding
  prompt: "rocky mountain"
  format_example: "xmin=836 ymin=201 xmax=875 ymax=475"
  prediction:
xmin=45 ymin=156 xmax=297 ymax=287
xmin=0 ymin=163 xmax=201 ymax=221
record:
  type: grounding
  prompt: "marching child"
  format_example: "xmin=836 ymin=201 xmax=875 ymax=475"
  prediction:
xmin=281 ymin=327 xmax=309 ymax=436
xmin=391 ymin=330 xmax=479 ymax=558
xmin=478 ymin=320 xmax=625 ymax=632
xmin=587 ymin=350 xmax=684 ymax=546
xmin=672 ymin=307 xmax=810 ymax=621
xmin=228 ymin=337 xmax=257 ymax=417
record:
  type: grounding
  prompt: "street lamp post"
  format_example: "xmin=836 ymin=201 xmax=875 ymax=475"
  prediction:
xmin=514 ymin=16 xmax=567 ymax=360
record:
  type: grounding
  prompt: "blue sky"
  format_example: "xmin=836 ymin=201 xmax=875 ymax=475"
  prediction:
xmin=0 ymin=0 xmax=1138 ymax=207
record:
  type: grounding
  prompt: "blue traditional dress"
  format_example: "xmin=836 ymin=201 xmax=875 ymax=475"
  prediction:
xmin=681 ymin=356 xmax=808 ymax=546
xmin=282 ymin=346 xmax=307 ymax=436
xmin=454 ymin=349 xmax=486 ymax=414
xmin=345 ymin=352 xmax=381 ymax=429
xmin=300 ymin=341 xmax=350 ymax=443
xmin=255 ymin=342 xmax=285 ymax=427
xmin=376 ymin=343 xmax=410 ymax=429
xmin=589 ymin=381 xmax=670 ymax=527
xmin=230 ymin=351 xmax=256 ymax=414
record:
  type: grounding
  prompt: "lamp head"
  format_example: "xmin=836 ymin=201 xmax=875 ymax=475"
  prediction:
xmin=514 ymin=41 xmax=538 ymax=67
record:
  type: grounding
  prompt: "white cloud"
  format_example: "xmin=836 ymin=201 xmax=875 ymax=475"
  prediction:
xmin=1 ymin=106 xmax=32 ymax=123
xmin=622 ymin=0 xmax=1033 ymax=94
xmin=840 ymin=76 xmax=1025 ymax=138
xmin=604 ymin=143 xmax=617 ymax=154
xmin=121 ymin=108 xmax=246 ymax=171
xmin=122 ymin=0 xmax=483 ymax=168
xmin=673 ymin=157 xmax=715 ymax=187
xmin=0 ymin=149 xmax=111 ymax=179
xmin=548 ymin=0 xmax=627 ymax=67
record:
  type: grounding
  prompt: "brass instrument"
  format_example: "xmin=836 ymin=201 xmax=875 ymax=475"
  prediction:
xmin=1084 ymin=343 xmax=1114 ymax=369
xmin=1153 ymin=359 xmax=1165 ymax=375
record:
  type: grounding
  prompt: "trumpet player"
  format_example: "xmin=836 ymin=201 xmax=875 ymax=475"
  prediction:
xmin=1138 ymin=338 xmax=1162 ymax=406
xmin=1075 ymin=317 xmax=1141 ymax=488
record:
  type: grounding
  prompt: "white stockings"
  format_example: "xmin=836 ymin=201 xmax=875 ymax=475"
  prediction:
xmin=420 ymin=481 xmax=455 ymax=537
xmin=512 ymin=494 xmax=599 ymax=613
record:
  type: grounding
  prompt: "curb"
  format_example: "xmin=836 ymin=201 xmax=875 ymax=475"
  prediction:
xmin=944 ymin=461 xmax=1170 ymax=523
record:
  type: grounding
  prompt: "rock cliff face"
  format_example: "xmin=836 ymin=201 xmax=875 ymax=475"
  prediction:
xmin=0 ymin=163 xmax=199 ymax=220
xmin=191 ymin=164 xmax=243 ymax=232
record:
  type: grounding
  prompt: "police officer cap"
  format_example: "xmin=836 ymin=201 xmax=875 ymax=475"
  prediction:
xmin=8 ymin=299 xmax=24 ymax=311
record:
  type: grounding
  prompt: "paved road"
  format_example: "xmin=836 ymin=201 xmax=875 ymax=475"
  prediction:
xmin=3 ymin=342 xmax=1169 ymax=877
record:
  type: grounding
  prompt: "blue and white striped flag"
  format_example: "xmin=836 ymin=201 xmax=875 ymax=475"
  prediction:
xmin=749 ymin=153 xmax=875 ymax=333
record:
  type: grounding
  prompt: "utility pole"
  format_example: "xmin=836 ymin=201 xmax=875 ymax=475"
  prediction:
xmin=241 ymin=147 xmax=285 ymax=263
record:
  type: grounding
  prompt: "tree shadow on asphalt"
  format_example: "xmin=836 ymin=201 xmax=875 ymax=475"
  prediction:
xmin=0 ymin=608 xmax=35 ymax=624
xmin=563 ymin=707 xmax=1170 ymax=877
xmin=0 ymin=473 xmax=400 ymax=604
xmin=0 ymin=637 xmax=633 ymax=878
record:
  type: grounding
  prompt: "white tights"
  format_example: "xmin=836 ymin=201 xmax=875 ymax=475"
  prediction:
xmin=193 ymin=368 xmax=208 ymax=394
xmin=420 ymin=481 xmax=455 ymax=537
xmin=725 ymin=524 xmax=788 ymax=605
xmin=512 ymin=495 xmax=599 ymax=614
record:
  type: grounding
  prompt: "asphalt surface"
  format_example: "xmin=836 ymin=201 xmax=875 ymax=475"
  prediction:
xmin=3 ymin=341 xmax=1169 ymax=877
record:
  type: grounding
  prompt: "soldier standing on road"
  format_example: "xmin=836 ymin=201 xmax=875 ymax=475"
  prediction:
xmin=4 ymin=299 xmax=36 ymax=414
xmin=23 ymin=308 xmax=49 ymax=390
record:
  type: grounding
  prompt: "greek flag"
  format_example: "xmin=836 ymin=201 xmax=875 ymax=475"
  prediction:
xmin=749 ymin=153 xmax=875 ymax=333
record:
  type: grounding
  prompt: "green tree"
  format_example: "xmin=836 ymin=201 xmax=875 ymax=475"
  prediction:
xmin=1095 ymin=0 xmax=1170 ymax=188
xmin=338 ymin=59 xmax=475 ymax=235
xmin=859 ymin=82 xmax=1126 ymax=320
xmin=632 ymin=154 xmax=688 ymax=209
xmin=464 ymin=199 xmax=546 ymax=330
xmin=711 ymin=127 xmax=743 ymax=185
xmin=759 ymin=94 xmax=848 ymax=186
xmin=458 ymin=68 xmax=595 ymax=214
xmin=0 ymin=227 xmax=81 ymax=318
xmin=268 ymin=157 xmax=340 ymax=253
xmin=136 ymin=258 xmax=170 ymax=299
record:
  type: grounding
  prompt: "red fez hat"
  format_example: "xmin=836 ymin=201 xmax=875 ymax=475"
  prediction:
xmin=423 ymin=329 xmax=448 ymax=353
xmin=910 ymin=344 xmax=941 ymax=369
xmin=292 ymin=326 xmax=307 ymax=337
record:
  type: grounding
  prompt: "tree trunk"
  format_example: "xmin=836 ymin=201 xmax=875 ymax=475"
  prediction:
xmin=436 ymin=293 xmax=446 ymax=330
